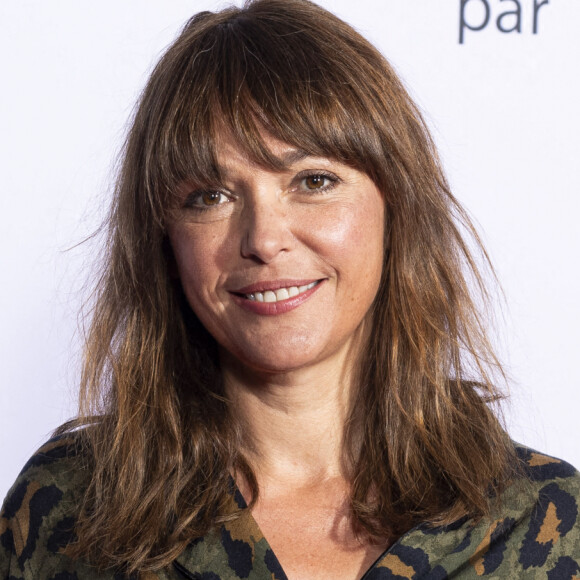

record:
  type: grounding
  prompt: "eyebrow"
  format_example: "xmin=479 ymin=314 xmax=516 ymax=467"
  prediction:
xmin=217 ymin=147 xmax=312 ymax=179
xmin=277 ymin=148 xmax=310 ymax=166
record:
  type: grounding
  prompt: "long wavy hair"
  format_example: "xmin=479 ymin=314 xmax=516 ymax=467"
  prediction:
xmin=60 ymin=0 xmax=518 ymax=573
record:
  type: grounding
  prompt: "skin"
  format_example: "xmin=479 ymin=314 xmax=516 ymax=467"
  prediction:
xmin=167 ymin=129 xmax=387 ymax=579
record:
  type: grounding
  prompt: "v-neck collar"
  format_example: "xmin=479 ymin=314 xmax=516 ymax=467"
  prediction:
xmin=172 ymin=453 xmax=551 ymax=579
xmin=174 ymin=480 xmax=288 ymax=579
xmin=172 ymin=478 xmax=451 ymax=580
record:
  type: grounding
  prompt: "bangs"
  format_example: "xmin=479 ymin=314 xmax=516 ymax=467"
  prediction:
xmin=140 ymin=1 xmax=402 ymax=216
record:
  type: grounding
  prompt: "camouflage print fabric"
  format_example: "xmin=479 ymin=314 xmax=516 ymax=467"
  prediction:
xmin=2 ymin=436 xmax=580 ymax=579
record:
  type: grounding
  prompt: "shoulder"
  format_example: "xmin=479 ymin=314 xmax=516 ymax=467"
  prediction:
xmin=511 ymin=444 xmax=580 ymax=571
xmin=514 ymin=443 xmax=580 ymax=539
xmin=0 ymin=432 xmax=90 ymax=579
xmin=515 ymin=443 xmax=580 ymax=484
xmin=384 ymin=443 xmax=580 ymax=578
xmin=446 ymin=444 xmax=580 ymax=576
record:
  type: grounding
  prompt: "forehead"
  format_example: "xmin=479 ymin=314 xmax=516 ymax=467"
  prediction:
xmin=213 ymin=126 xmax=313 ymax=176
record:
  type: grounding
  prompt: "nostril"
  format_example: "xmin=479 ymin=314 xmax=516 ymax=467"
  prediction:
xmin=240 ymin=220 xmax=293 ymax=263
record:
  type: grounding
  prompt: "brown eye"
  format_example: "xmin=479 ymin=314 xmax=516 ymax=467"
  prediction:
xmin=304 ymin=175 xmax=327 ymax=190
xmin=183 ymin=189 xmax=231 ymax=211
xmin=184 ymin=190 xmax=230 ymax=209
xmin=202 ymin=191 xmax=223 ymax=205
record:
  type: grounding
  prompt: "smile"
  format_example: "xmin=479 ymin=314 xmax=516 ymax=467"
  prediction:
xmin=230 ymin=279 xmax=325 ymax=316
xmin=244 ymin=281 xmax=319 ymax=303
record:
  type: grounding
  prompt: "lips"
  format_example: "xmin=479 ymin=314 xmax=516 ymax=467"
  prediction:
xmin=229 ymin=279 xmax=325 ymax=314
xmin=243 ymin=281 xmax=318 ymax=303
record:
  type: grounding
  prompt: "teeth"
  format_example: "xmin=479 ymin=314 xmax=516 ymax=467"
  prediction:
xmin=276 ymin=288 xmax=289 ymax=301
xmin=244 ymin=281 xmax=318 ymax=302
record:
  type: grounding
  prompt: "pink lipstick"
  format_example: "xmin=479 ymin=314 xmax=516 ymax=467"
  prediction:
xmin=230 ymin=279 xmax=325 ymax=315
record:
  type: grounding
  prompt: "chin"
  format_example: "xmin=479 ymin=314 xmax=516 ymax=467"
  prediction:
xmin=230 ymin=350 xmax=319 ymax=375
xmin=219 ymin=334 xmax=358 ymax=379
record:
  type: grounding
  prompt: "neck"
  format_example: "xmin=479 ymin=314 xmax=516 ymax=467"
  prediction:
xmin=222 ymin=351 xmax=358 ymax=487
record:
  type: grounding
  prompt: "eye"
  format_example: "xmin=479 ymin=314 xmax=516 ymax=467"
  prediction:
xmin=185 ymin=190 xmax=231 ymax=209
xmin=298 ymin=172 xmax=339 ymax=192
xmin=303 ymin=175 xmax=328 ymax=189
xmin=200 ymin=191 xmax=227 ymax=206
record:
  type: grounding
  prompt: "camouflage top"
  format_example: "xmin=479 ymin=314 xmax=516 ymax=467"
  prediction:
xmin=2 ymin=436 xmax=580 ymax=579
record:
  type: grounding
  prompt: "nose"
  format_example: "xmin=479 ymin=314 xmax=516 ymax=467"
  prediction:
xmin=240 ymin=197 xmax=294 ymax=263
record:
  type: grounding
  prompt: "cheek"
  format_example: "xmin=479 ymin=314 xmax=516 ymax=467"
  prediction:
xmin=168 ymin=226 xmax=222 ymax=301
xmin=308 ymin=201 xmax=384 ymax=273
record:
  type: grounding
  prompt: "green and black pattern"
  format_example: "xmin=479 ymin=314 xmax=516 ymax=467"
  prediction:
xmin=2 ymin=437 xmax=580 ymax=579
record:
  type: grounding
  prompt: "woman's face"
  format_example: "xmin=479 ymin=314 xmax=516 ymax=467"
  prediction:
xmin=167 ymin=130 xmax=385 ymax=375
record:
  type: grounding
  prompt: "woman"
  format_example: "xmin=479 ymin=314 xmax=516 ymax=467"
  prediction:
xmin=2 ymin=0 xmax=579 ymax=578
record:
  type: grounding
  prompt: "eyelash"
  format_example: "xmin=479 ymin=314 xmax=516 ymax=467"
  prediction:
xmin=295 ymin=171 xmax=340 ymax=193
xmin=183 ymin=170 xmax=340 ymax=211
xmin=183 ymin=190 xmax=232 ymax=212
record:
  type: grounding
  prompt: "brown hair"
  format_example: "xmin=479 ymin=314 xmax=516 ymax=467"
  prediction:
xmin=60 ymin=0 xmax=517 ymax=572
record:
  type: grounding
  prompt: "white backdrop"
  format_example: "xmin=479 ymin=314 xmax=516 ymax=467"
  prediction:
xmin=1 ymin=0 xmax=579 ymax=500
